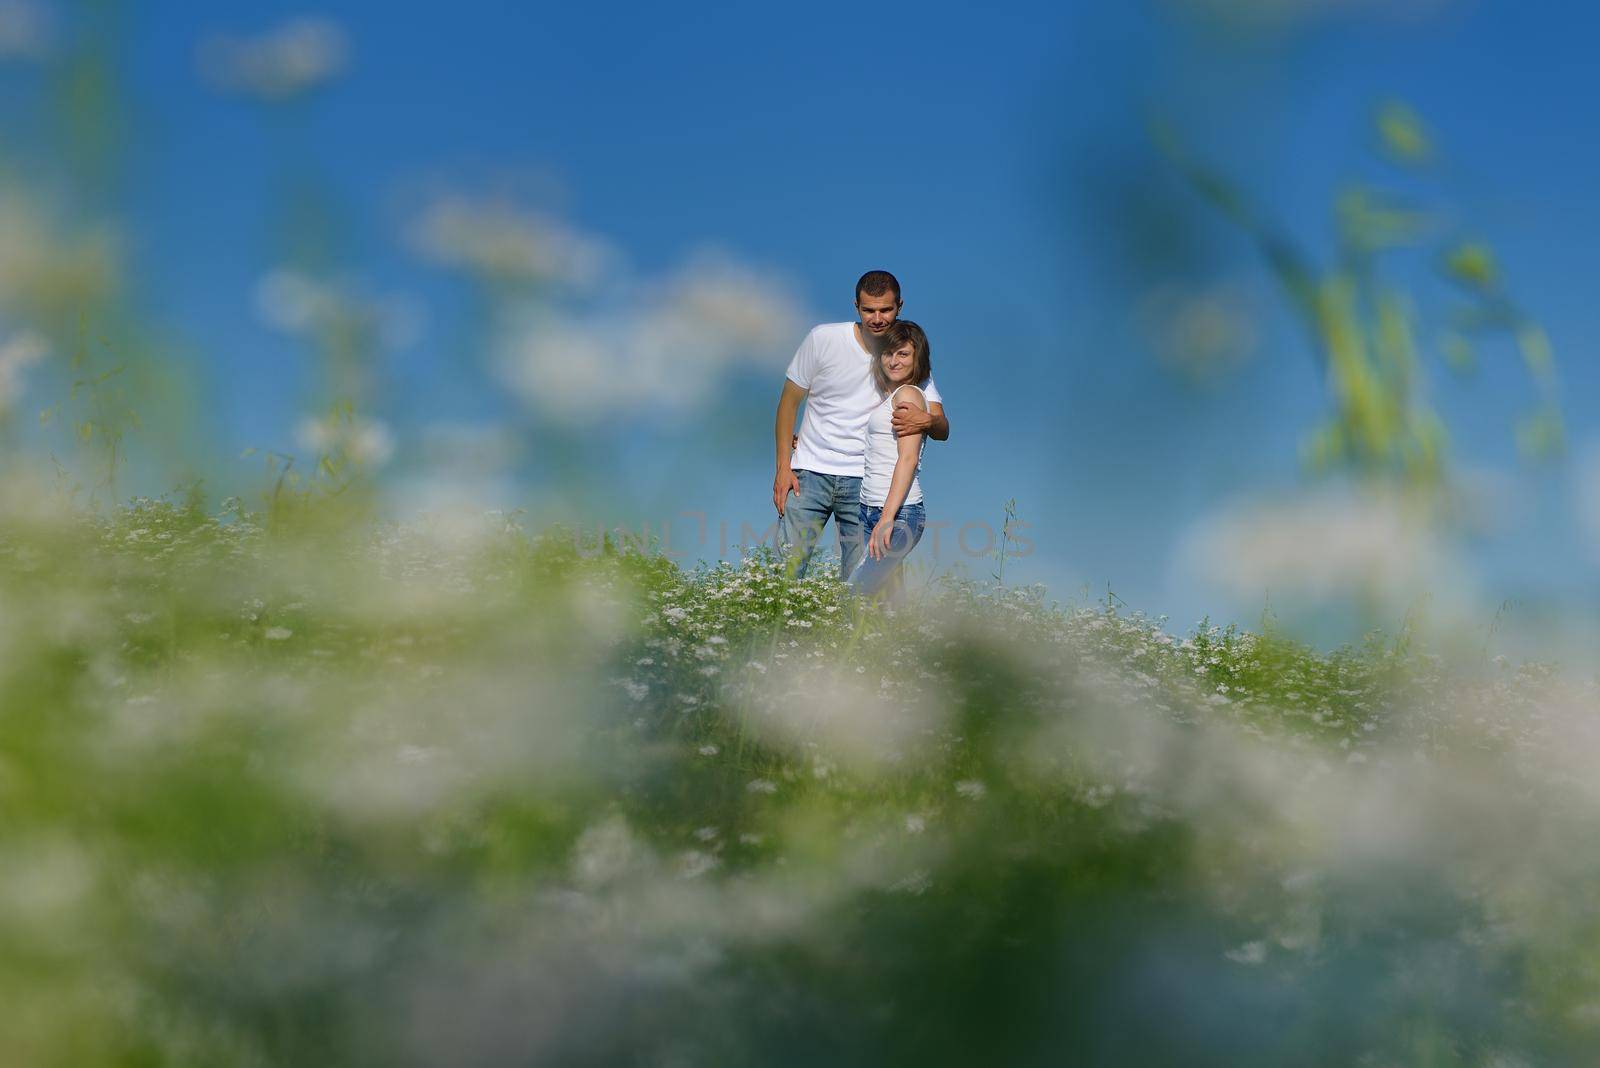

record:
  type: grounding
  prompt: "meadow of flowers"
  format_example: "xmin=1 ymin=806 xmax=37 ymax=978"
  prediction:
xmin=1 ymin=480 xmax=1597 ymax=1066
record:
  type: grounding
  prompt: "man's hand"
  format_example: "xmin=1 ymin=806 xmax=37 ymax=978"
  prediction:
xmin=773 ymin=466 xmax=800 ymax=516
xmin=891 ymin=401 xmax=934 ymax=438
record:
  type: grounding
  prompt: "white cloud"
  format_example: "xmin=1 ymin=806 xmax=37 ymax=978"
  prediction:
xmin=198 ymin=17 xmax=347 ymax=100
xmin=493 ymin=252 xmax=805 ymax=423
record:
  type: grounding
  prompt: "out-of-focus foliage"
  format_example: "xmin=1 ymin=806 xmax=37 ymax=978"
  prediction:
xmin=2 ymin=486 xmax=1599 ymax=1064
xmin=1375 ymin=99 xmax=1433 ymax=165
xmin=1157 ymin=100 xmax=1564 ymax=493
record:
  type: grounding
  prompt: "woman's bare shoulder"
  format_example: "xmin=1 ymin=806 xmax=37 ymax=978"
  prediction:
xmin=890 ymin=384 xmax=929 ymax=410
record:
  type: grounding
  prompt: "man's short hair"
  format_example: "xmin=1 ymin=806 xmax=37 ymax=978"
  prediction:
xmin=855 ymin=270 xmax=901 ymax=304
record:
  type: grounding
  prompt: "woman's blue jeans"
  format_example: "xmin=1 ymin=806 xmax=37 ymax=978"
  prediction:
xmin=846 ymin=501 xmax=925 ymax=596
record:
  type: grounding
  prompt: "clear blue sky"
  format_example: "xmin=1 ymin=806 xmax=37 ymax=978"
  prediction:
xmin=7 ymin=0 xmax=1597 ymax=644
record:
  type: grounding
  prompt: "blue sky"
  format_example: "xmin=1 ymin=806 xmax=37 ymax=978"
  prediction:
xmin=5 ymin=0 xmax=1597 ymax=644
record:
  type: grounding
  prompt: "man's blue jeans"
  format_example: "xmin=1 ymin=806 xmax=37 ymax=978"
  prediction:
xmin=846 ymin=501 xmax=926 ymax=597
xmin=779 ymin=470 xmax=864 ymax=580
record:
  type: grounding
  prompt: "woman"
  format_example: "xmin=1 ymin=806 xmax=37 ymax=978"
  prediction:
xmin=847 ymin=319 xmax=932 ymax=598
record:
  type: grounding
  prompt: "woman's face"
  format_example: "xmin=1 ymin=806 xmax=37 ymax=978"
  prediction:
xmin=882 ymin=342 xmax=916 ymax=386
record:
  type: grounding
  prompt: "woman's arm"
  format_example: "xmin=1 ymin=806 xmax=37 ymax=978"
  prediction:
xmin=869 ymin=388 xmax=927 ymax=559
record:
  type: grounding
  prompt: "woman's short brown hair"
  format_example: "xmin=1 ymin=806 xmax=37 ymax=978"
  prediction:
xmin=873 ymin=319 xmax=932 ymax=396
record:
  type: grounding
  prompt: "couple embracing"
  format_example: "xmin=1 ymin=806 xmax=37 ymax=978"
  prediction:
xmin=772 ymin=270 xmax=949 ymax=597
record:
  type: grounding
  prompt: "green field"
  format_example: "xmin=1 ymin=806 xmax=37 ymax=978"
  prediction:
xmin=2 ymin=485 xmax=1596 ymax=1066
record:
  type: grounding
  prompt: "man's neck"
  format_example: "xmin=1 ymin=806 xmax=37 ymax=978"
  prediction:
xmin=853 ymin=322 xmax=884 ymax=358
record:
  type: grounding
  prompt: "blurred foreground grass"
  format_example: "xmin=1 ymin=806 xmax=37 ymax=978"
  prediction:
xmin=2 ymin=482 xmax=1598 ymax=1066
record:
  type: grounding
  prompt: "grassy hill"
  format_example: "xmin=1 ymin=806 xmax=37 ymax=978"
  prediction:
xmin=1 ymin=486 xmax=1595 ymax=1065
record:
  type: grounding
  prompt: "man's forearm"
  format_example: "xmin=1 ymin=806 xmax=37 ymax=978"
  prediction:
xmin=926 ymin=410 xmax=949 ymax=442
xmin=775 ymin=404 xmax=799 ymax=469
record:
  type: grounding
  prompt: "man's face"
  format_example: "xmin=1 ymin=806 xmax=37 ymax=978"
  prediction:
xmin=854 ymin=290 xmax=902 ymax=337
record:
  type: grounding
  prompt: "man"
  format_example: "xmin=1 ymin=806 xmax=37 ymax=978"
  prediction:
xmin=772 ymin=270 xmax=949 ymax=579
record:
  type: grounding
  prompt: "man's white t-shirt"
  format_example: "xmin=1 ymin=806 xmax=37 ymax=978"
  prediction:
xmin=785 ymin=322 xmax=942 ymax=477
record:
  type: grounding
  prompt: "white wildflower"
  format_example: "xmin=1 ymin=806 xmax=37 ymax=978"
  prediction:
xmin=954 ymin=779 xmax=987 ymax=801
xmin=1225 ymin=941 xmax=1268 ymax=966
xmin=294 ymin=410 xmax=396 ymax=469
xmin=678 ymin=850 xmax=720 ymax=880
xmin=407 ymin=193 xmax=613 ymax=287
xmin=198 ymin=17 xmax=347 ymax=100
xmin=890 ymin=869 xmax=932 ymax=896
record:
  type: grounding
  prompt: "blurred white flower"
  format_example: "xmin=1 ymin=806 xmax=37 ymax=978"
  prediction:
xmin=571 ymin=815 xmax=652 ymax=888
xmin=0 ymin=0 xmax=51 ymax=60
xmin=494 ymin=252 xmax=805 ymax=423
xmin=0 ymin=189 xmax=120 ymax=321
xmin=729 ymin=658 xmax=949 ymax=774
xmin=1224 ymin=940 xmax=1268 ymax=965
xmin=407 ymin=194 xmax=614 ymax=288
xmin=678 ymin=850 xmax=720 ymax=880
xmin=889 ymin=869 xmax=932 ymax=895
xmin=295 ymin=411 xmax=395 ymax=468
xmin=0 ymin=837 xmax=93 ymax=927
xmin=0 ymin=329 xmax=46 ymax=415
xmin=198 ymin=16 xmax=347 ymax=100
xmin=954 ymin=779 xmax=987 ymax=801
xmin=1136 ymin=280 xmax=1258 ymax=380
xmin=254 ymin=268 xmax=422 ymax=352
xmin=1176 ymin=486 xmax=1476 ymax=616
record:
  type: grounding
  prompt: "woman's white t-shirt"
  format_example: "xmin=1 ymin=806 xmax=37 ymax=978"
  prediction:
xmin=785 ymin=322 xmax=942 ymax=477
xmin=860 ymin=385 xmax=926 ymax=508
